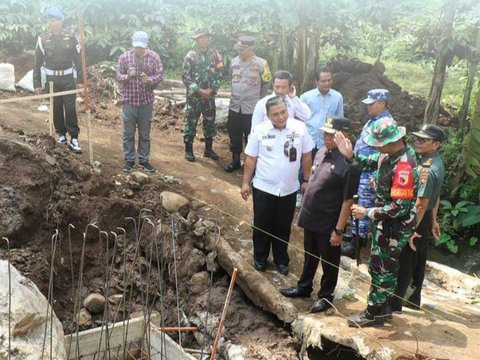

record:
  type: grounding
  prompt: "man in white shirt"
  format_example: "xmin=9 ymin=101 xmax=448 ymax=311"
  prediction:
xmin=241 ymin=96 xmax=314 ymax=275
xmin=250 ymin=70 xmax=311 ymax=129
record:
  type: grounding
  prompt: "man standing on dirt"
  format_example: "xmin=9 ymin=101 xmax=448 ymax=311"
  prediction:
xmin=280 ymin=117 xmax=361 ymax=313
xmin=297 ymin=68 xmax=343 ymax=207
xmin=182 ymin=28 xmax=224 ymax=162
xmin=116 ymin=31 xmax=164 ymax=173
xmin=33 ymin=7 xmax=83 ymax=154
xmin=250 ymin=70 xmax=311 ymax=129
xmin=240 ymin=96 xmax=314 ymax=276
xmin=390 ymin=124 xmax=445 ymax=312
xmin=335 ymin=118 xmax=418 ymax=327
xmin=224 ymin=36 xmax=272 ymax=173
xmin=341 ymin=89 xmax=392 ymax=259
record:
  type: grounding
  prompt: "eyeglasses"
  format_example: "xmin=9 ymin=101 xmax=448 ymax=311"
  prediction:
xmin=414 ymin=137 xmax=433 ymax=144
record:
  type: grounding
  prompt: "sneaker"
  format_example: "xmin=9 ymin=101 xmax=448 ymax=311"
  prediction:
xmin=123 ymin=161 xmax=135 ymax=173
xmin=69 ymin=138 xmax=82 ymax=154
xmin=139 ymin=162 xmax=156 ymax=173
xmin=57 ymin=135 xmax=67 ymax=145
xmin=296 ymin=193 xmax=303 ymax=208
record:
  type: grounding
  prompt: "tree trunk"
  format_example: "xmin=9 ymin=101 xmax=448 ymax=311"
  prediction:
xmin=423 ymin=7 xmax=456 ymax=124
xmin=462 ymin=78 xmax=480 ymax=177
xmin=296 ymin=23 xmax=308 ymax=93
xmin=458 ymin=59 xmax=479 ymax=130
xmin=303 ymin=29 xmax=318 ymax=92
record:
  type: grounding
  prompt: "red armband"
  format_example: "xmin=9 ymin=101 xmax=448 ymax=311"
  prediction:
xmin=391 ymin=161 xmax=414 ymax=200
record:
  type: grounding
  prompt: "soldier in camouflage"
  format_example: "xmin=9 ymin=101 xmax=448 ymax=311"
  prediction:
xmin=335 ymin=117 xmax=418 ymax=327
xmin=182 ymin=28 xmax=224 ymax=162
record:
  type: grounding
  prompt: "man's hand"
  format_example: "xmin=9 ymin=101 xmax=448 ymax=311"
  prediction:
xmin=300 ymin=181 xmax=308 ymax=194
xmin=127 ymin=67 xmax=136 ymax=78
xmin=34 ymin=88 xmax=43 ymax=95
xmin=197 ymin=89 xmax=210 ymax=100
xmin=329 ymin=231 xmax=342 ymax=247
xmin=288 ymin=85 xmax=296 ymax=98
xmin=205 ymin=88 xmax=213 ymax=97
xmin=351 ymin=204 xmax=366 ymax=220
xmin=334 ymin=132 xmax=354 ymax=159
xmin=240 ymin=183 xmax=251 ymax=201
xmin=408 ymin=232 xmax=421 ymax=251
xmin=140 ymin=72 xmax=149 ymax=85
xmin=431 ymin=221 xmax=441 ymax=240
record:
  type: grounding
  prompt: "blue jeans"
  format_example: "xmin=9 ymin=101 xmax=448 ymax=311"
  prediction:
xmin=122 ymin=103 xmax=153 ymax=163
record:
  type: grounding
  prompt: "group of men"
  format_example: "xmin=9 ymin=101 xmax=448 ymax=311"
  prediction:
xmin=33 ymin=9 xmax=446 ymax=328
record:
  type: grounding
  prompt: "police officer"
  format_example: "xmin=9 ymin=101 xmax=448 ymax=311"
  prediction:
xmin=280 ymin=117 xmax=360 ymax=313
xmin=182 ymin=28 xmax=224 ymax=162
xmin=33 ymin=7 xmax=83 ymax=154
xmin=335 ymin=118 xmax=418 ymax=327
xmin=225 ymin=36 xmax=272 ymax=172
xmin=390 ymin=124 xmax=445 ymax=312
xmin=342 ymin=89 xmax=392 ymax=259
xmin=241 ymin=96 xmax=314 ymax=275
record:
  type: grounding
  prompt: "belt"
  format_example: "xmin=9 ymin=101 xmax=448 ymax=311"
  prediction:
xmin=44 ymin=68 xmax=74 ymax=76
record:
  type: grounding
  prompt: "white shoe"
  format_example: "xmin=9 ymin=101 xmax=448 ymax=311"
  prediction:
xmin=57 ymin=135 xmax=67 ymax=145
xmin=69 ymin=138 xmax=82 ymax=154
xmin=296 ymin=193 xmax=303 ymax=208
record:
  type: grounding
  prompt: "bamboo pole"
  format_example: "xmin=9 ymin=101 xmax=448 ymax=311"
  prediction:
xmin=0 ymin=88 xmax=83 ymax=104
xmin=48 ymin=81 xmax=54 ymax=136
xmin=209 ymin=268 xmax=238 ymax=360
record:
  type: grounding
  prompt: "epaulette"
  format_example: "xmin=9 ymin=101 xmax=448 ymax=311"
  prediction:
xmin=420 ymin=165 xmax=431 ymax=184
xmin=422 ymin=157 xmax=433 ymax=167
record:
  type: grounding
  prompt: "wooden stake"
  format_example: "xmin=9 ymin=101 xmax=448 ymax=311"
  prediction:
xmin=209 ymin=268 xmax=238 ymax=360
xmin=0 ymin=88 xmax=83 ymax=104
xmin=49 ymin=81 xmax=54 ymax=137
xmin=86 ymin=110 xmax=93 ymax=165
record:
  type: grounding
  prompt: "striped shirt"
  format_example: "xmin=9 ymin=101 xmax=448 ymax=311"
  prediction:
xmin=116 ymin=49 xmax=164 ymax=107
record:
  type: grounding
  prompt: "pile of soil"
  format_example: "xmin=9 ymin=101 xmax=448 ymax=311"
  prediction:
xmin=328 ymin=59 xmax=453 ymax=134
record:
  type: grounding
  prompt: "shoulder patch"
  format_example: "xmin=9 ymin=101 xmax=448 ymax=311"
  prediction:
xmin=420 ymin=166 xmax=430 ymax=184
xmin=422 ymin=157 xmax=433 ymax=167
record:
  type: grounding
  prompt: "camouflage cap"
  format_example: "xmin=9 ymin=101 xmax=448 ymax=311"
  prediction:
xmin=192 ymin=28 xmax=211 ymax=39
xmin=320 ymin=116 xmax=351 ymax=134
xmin=362 ymin=89 xmax=389 ymax=105
xmin=365 ymin=117 xmax=406 ymax=147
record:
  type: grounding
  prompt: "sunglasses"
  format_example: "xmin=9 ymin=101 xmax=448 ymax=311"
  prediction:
xmin=414 ymin=137 xmax=433 ymax=144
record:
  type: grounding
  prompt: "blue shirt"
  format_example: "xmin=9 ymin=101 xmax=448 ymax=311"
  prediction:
xmin=300 ymin=88 xmax=344 ymax=148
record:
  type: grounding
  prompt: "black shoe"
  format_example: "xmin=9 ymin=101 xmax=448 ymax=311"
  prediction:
xmin=254 ymin=261 xmax=267 ymax=272
xmin=310 ymin=298 xmax=333 ymax=313
xmin=347 ymin=310 xmax=385 ymax=328
xmin=185 ymin=142 xmax=195 ymax=162
xmin=204 ymin=149 xmax=219 ymax=160
xmin=139 ymin=162 xmax=156 ymax=173
xmin=341 ymin=236 xmax=356 ymax=259
xmin=277 ymin=264 xmax=289 ymax=276
xmin=123 ymin=161 xmax=135 ymax=173
xmin=280 ymin=287 xmax=311 ymax=298
xmin=224 ymin=160 xmax=241 ymax=172
xmin=69 ymin=138 xmax=82 ymax=154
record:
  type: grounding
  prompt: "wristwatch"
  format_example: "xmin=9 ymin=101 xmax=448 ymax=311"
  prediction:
xmin=334 ymin=228 xmax=344 ymax=236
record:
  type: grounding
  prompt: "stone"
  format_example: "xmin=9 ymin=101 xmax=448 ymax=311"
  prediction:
xmin=78 ymin=308 xmax=93 ymax=328
xmin=206 ymin=251 xmax=220 ymax=273
xmin=131 ymin=171 xmax=150 ymax=185
xmin=203 ymin=220 xmax=216 ymax=232
xmin=83 ymin=293 xmax=106 ymax=314
xmin=160 ymin=191 xmax=189 ymax=212
xmin=0 ymin=261 xmax=67 ymax=359
xmin=189 ymin=271 xmax=210 ymax=295
xmin=108 ymin=294 xmax=124 ymax=306
xmin=193 ymin=226 xmax=206 ymax=237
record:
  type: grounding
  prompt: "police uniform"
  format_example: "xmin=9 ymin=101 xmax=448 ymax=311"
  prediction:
xmin=391 ymin=125 xmax=445 ymax=311
xmin=280 ymin=117 xmax=360 ymax=311
xmin=245 ymin=117 xmax=314 ymax=271
xmin=182 ymin=28 xmax=223 ymax=162
xmin=225 ymin=36 xmax=272 ymax=172
xmin=345 ymin=118 xmax=418 ymax=327
xmin=33 ymin=8 xmax=82 ymax=152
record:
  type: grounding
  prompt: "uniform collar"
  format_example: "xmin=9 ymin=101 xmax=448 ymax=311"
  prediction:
xmin=387 ymin=145 xmax=407 ymax=163
xmin=420 ymin=151 xmax=440 ymax=160
xmin=267 ymin=118 xmax=294 ymax=131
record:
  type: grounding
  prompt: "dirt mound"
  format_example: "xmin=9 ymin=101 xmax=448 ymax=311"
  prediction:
xmin=328 ymin=59 xmax=452 ymax=134
xmin=4 ymin=51 xmax=34 ymax=79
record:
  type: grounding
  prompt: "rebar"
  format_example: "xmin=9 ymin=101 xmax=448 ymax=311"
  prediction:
xmin=2 ymin=237 xmax=11 ymax=360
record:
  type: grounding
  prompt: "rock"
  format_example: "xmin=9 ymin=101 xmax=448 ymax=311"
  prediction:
xmin=173 ymin=247 xmax=206 ymax=281
xmin=131 ymin=171 xmax=150 ymax=185
xmin=108 ymin=294 xmax=124 ymax=306
xmin=203 ymin=220 xmax=216 ymax=232
xmin=206 ymin=251 xmax=220 ymax=273
xmin=193 ymin=226 xmax=206 ymax=237
xmin=83 ymin=293 xmax=106 ymax=314
xmin=0 ymin=185 xmax=32 ymax=238
xmin=125 ymin=189 xmax=134 ymax=198
xmin=128 ymin=181 xmax=142 ymax=190
xmin=44 ymin=154 xmax=56 ymax=166
xmin=189 ymin=271 xmax=210 ymax=295
xmin=78 ymin=308 xmax=93 ymax=327
xmin=160 ymin=191 xmax=189 ymax=212
xmin=0 ymin=261 xmax=67 ymax=359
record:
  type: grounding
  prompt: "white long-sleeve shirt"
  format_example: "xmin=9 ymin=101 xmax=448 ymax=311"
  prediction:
xmin=250 ymin=93 xmax=312 ymax=131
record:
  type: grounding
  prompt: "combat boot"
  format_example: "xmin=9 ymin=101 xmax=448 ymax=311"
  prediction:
xmin=347 ymin=305 xmax=387 ymax=328
xmin=184 ymin=140 xmax=195 ymax=162
xmin=224 ymin=152 xmax=241 ymax=172
xmin=203 ymin=138 xmax=219 ymax=160
xmin=341 ymin=234 xmax=357 ymax=259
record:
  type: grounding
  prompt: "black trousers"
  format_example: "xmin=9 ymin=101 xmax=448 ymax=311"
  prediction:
xmin=47 ymin=74 xmax=79 ymax=138
xmin=297 ymin=229 xmax=340 ymax=300
xmin=390 ymin=210 xmax=432 ymax=311
xmin=227 ymin=109 xmax=252 ymax=153
xmin=252 ymin=187 xmax=296 ymax=266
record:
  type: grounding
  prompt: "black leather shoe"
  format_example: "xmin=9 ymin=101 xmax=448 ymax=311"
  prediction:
xmin=254 ymin=261 xmax=267 ymax=272
xmin=280 ymin=287 xmax=311 ymax=298
xmin=347 ymin=310 xmax=384 ymax=328
xmin=310 ymin=298 xmax=333 ymax=313
xmin=224 ymin=160 xmax=241 ymax=172
xmin=277 ymin=264 xmax=289 ymax=276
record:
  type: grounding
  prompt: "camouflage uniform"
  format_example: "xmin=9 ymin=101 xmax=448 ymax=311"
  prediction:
xmin=182 ymin=46 xmax=223 ymax=143
xmin=346 ymin=118 xmax=418 ymax=327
